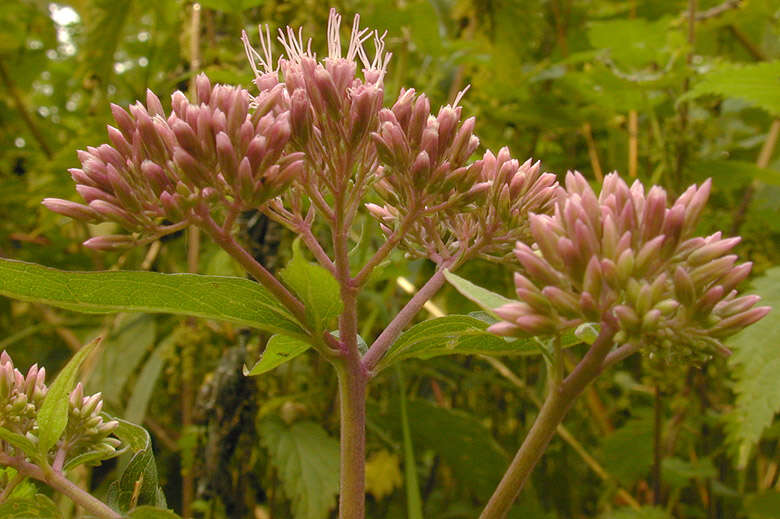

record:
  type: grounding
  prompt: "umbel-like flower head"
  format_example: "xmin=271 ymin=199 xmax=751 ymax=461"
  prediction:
xmin=490 ymin=172 xmax=769 ymax=360
xmin=0 ymin=351 xmax=120 ymax=465
xmin=367 ymin=145 xmax=559 ymax=264
xmin=243 ymin=9 xmax=389 ymax=202
xmin=43 ymin=75 xmax=301 ymax=250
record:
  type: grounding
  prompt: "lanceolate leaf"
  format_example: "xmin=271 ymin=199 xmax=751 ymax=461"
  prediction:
xmin=725 ymin=267 xmax=780 ymax=468
xmin=0 ymin=258 xmax=304 ymax=337
xmin=443 ymin=270 xmax=515 ymax=315
xmin=279 ymin=240 xmax=342 ymax=332
xmin=376 ymin=315 xmax=544 ymax=371
xmin=36 ymin=337 xmax=101 ymax=456
xmin=244 ymin=334 xmax=313 ymax=376
xmin=259 ymin=416 xmax=340 ymax=519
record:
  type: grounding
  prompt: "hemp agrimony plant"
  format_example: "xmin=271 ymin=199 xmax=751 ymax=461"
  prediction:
xmin=0 ymin=8 xmax=768 ymax=519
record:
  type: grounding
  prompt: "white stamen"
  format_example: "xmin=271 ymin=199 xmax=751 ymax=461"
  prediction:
xmin=242 ymin=24 xmax=275 ymax=76
xmin=277 ymin=26 xmax=312 ymax=63
xmin=452 ymin=85 xmax=471 ymax=107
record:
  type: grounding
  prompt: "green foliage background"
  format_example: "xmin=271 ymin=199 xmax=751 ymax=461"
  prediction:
xmin=0 ymin=0 xmax=779 ymax=518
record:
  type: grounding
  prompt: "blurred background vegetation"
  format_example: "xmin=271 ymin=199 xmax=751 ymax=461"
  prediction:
xmin=0 ymin=0 xmax=779 ymax=518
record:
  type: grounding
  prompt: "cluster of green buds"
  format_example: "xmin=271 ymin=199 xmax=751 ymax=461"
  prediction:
xmin=59 ymin=383 xmax=121 ymax=467
xmin=43 ymin=74 xmax=301 ymax=250
xmin=0 ymin=352 xmax=119 ymax=467
xmin=489 ymin=172 xmax=769 ymax=360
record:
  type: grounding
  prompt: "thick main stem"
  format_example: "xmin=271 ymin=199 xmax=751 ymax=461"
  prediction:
xmin=336 ymin=357 xmax=368 ymax=519
xmin=480 ymin=322 xmax=617 ymax=519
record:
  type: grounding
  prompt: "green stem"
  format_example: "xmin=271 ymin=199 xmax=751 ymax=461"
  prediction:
xmin=479 ymin=321 xmax=617 ymax=519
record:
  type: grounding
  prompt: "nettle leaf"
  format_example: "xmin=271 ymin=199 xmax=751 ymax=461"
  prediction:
xmin=259 ymin=416 xmax=340 ymax=519
xmin=682 ymin=61 xmax=780 ymax=116
xmin=0 ymin=494 xmax=62 ymax=518
xmin=279 ymin=240 xmax=342 ymax=332
xmin=372 ymin=400 xmax=508 ymax=499
xmin=376 ymin=315 xmax=546 ymax=371
xmin=106 ymin=419 xmax=167 ymax=514
xmin=599 ymin=408 xmax=654 ymax=486
xmin=725 ymin=267 xmax=780 ymax=468
xmin=37 ymin=337 xmax=101 ymax=456
xmin=443 ymin=270 xmax=514 ymax=315
xmin=0 ymin=259 xmax=304 ymax=337
xmin=245 ymin=334 xmax=312 ymax=376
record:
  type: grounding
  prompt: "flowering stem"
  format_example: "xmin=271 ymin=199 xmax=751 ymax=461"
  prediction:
xmin=362 ymin=267 xmax=450 ymax=373
xmin=198 ymin=212 xmax=309 ymax=328
xmin=296 ymin=219 xmax=337 ymax=276
xmin=353 ymin=210 xmax=418 ymax=286
xmin=335 ymin=355 xmax=368 ymax=519
xmin=0 ymin=455 xmax=121 ymax=519
xmin=479 ymin=322 xmax=617 ymax=519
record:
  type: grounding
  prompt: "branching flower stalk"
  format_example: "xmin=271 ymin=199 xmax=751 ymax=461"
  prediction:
xmin=39 ymin=9 xmax=768 ymax=519
xmin=0 ymin=351 xmax=122 ymax=519
xmin=479 ymin=172 xmax=769 ymax=518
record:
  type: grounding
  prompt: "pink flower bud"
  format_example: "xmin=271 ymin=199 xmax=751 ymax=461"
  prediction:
xmin=42 ymin=199 xmax=100 ymax=223
xmin=83 ymin=235 xmax=135 ymax=250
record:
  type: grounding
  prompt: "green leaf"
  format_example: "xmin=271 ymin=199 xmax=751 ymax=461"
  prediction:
xmin=106 ymin=419 xmax=166 ymax=513
xmin=0 ymin=428 xmax=38 ymax=462
xmin=244 ymin=334 xmax=313 ymax=376
xmin=682 ymin=61 xmax=780 ymax=116
xmin=259 ymin=416 xmax=339 ymax=519
xmin=197 ymin=0 xmax=265 ymax=14
xmin=37 ymin=337 xmax=101 ymax=456
xmin=745 ymin=491 xmax=780 ymax=519
xmin=600 ymin=506 xmax=670 ymax=519
xmin=90 ymin=314 xmax=156 ymax=406
xmin=126 ymin=506 xmax=182 ymax=519
xmin=691 ymin=160 xmax=780 ymax=188
xmin=377 ymin=316 xmax=543 ymax=371
xmin=125 ymin=334 xmax=176 ymax=424
xmin=279 ymin=240 xmax=342 ymax=332
xmin=443 ymin=270 xmax=515 ymax=315
xmin=587 ymin=17 xmax=676 ymax=68
xmin=599 ymin=409 xmax=654 ymax=486
xmin=725 ymin=267 xmax=780 ymax=468
xmin=371 ymin=400 xmax=508 ymax=499
xmin=661 ymin=457 xmax=716 ymax=489
xmin=0 ymin=259 xmax=303 ymax=337
xmin=0 ymin=494 xmax=62 ymax=518
xmin=396 ymin=367 xmax=423 ymax=519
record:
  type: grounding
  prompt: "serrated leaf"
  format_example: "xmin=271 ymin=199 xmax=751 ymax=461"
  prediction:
xmin=0 ymin=259 xmax=303 ymax=337
xmin=599 ymin=409 xmax=654 ymax=486
xmin=37 ymin=337 xmax=101 ymax=456
xmin=244 ymin=334 xmax=312 ymax=376
xmin=443 ymin=270 xmax=515 ymax=315
xmin=259 ymin=416 xmax=339 ymax=519
xmin=0 ymin=494 xmax=61 ymax=518
xmin=661 ymin=457 xmax=716 ymax=489
xmin=682 ymin=61 xmax=780 ymax=116
xmin=371 ymin=400 xmax=507 ymax=499
xmin=279 ymin=240 xmax=342 ymax=332
xmin=725 ymin=267 xmax=780 ymax=468
xmin=126 ymin=505 xmax=182 ymax=519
